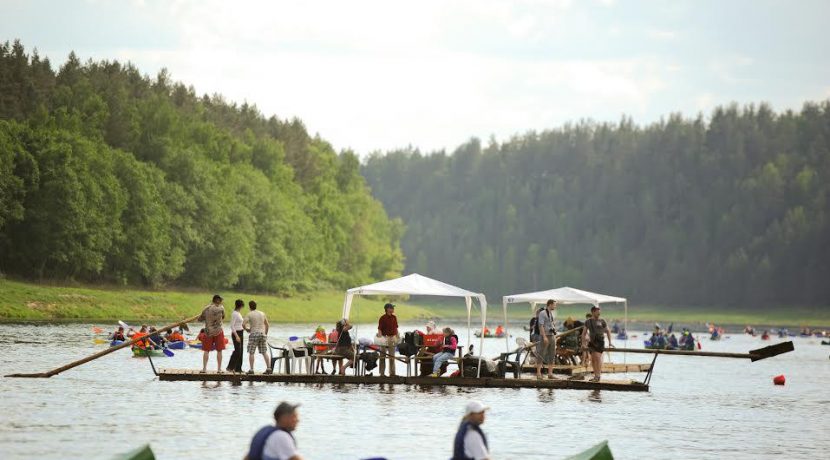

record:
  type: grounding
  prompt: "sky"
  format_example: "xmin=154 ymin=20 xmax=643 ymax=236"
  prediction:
xmin=2 ymin=0 xmax=829 ymax=155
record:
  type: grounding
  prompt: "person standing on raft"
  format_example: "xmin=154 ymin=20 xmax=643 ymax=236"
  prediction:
xmin=226 ymin=299 xmax=245 ymax=373
xmin=244 ymin=300 xmax=271 ymax=374
xmin=198 ymin=294 xmax=226 ymax=373
xmin=582 ymin=305 xmax=614 ymax=382
xmin=377 ymin=303 xmax=399 ymax=377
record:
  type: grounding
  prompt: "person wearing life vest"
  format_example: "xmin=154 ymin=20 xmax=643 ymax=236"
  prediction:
xmin=430 ymin=327 xmax=458 ymax=377
xmin=245 ymin=401 xmax=303 ymax=460
xmin=131 ymin=325 xmax=150 ymax=350
xmin=311 ymin=326 xmax=328 ymax=374
xmin=494 ymin=325 xmax=504 ymax=337
xmin=452 ymin=401 xmax=491 ymax=460
xmin=111 ymin=326 xmax=126 ymax=342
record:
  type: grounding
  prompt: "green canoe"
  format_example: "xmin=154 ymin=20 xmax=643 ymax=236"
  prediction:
xmin=564 ymin=440 xmax=614 ymax=460
xmin=113 ymin=444 xmax=155 ymax=460
xmin=131 ymin=348 xmax=166 ymax=358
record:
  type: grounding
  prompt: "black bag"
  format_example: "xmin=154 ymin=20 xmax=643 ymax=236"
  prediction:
xmin=398 ymin=331 xmax=418 ymax=357
xmin=529 ymin=307 xmax=545 ymax=336
xmin=360 ymin=351 xmax=379 ymax=371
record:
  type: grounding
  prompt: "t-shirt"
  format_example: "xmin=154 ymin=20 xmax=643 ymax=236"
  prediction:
xmin=199 ymin=304 xmax=225 ymax=337
xmin=586 ymin=318 xmax=608 ymax=341
xmin=262 ymin=430 xmax=298 ymax=460
xmin=231 ymin=310 xmax=244 ymax=331
xmin=245 ymin=310 xmax=267 ymax=334
xmin=337 ymin=329 xmax=352 ymax=347
xmin=378 ymin=314 xmax=398 ymax=336
xmin=537 ymin=308 xmax=555 ymax=335
xmin=464 ymin=428 xmax=490 ymax=460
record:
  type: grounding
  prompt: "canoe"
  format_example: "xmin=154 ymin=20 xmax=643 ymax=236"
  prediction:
xmin=114 ymin=444 xmax=155 ymax=460
xmin=565 ymin=440 xmax=614 ymax=460
xmin=473 ymin=331 xmax=506 ymax=338
xmin=132 ymin=348 xmax=168 ymax=358
xmin=167 ymin=341 xmax=187 ymax=350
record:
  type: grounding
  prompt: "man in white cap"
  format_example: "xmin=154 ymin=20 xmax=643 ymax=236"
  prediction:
xmin=452 ymin=401 xmax=491 ymax=460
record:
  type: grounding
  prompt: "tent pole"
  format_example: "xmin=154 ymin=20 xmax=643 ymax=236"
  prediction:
xmin=502 ymin=298 xmax=509 ymax=353
xmin=477 ymin=296 xmax=485 ymax=379
xmin=623 ymin=300 xmax=628 ymax=366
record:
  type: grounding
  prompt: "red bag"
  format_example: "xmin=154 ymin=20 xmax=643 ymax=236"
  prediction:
xmin=423 ymin=334 xmax=444 ymax=347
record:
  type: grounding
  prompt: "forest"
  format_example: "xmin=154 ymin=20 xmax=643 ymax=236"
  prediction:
xmin=0 ymin=41 xmax=403 ymax=292
xmin=363 ymin=102 xmax=830 ymax=307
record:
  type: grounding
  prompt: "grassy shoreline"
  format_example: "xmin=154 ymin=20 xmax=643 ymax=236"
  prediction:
xmin=1 ymin=279 xmax=829 ymax=328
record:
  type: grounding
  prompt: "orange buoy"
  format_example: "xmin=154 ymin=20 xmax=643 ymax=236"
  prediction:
xmin=773 ymin=374 xmax=786 ymax=385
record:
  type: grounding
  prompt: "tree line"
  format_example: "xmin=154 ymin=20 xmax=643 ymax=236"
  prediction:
xmin=362 ymin=102 xmax=830 ymax=307
xmin=0 ymin=40 xmax=403 ymax=292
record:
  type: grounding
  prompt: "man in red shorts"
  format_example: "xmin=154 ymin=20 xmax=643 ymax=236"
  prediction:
xmin=198 ymin=294 xmax=226 ymax=373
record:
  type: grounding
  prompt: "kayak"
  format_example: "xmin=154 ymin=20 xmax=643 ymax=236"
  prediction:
xmin=110 ymin=340 xmax=125 ymax=347
xmin=132 ymin=348 xmax=168 ymax=358
xmin=821 ymin=340 xmax=830 ymax=345
xmin=167 ymin=341 xmax=187 ymax=350
xmin=564 ymin=440 xmax=613 ymax=460
xmin=114 ymin=444 xmax=155 ymax=460
xmin=474 ymin=331 xmax=506 ymax=338
xmin=188 ymin=341 xmax=203 ymax=349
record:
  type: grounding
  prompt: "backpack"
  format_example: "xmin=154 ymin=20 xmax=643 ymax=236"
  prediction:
xmin=248 ymin=426 xmax=278 ymax=460
xmin=398 ymin=331 xmax=418 ymax=357
xmin=529 ymin=308 xmax=545 ymax=336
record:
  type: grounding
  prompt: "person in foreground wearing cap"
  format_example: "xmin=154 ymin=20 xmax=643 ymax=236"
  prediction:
xmin=377 ymin=303 xmax=399 ymax=377
xmin=246 ymin=402 xmax=303 ymax=460
xmin=452 ymin=401 xmax=491 ymax=460
xmin=582 ymin=305 xmax=613 ymax=382
xmin=198 ymin=294 xmax=226 ymax=373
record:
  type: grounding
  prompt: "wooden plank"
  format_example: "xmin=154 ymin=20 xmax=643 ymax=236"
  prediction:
xmin=156 ymin=368 xmax=648 ymax=392
xmin=520 ymin=363 xmax=651 ymax=375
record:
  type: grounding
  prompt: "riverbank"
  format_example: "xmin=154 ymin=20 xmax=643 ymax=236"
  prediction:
xmin=0 ymin=279 xmax=436 ymax=323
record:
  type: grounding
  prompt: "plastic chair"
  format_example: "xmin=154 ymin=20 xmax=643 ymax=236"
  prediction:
xmin=286 ymin=339 xmax=312 ymax=374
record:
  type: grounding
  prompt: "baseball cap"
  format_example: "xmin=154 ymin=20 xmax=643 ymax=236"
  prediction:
xmin=274 ymin=402 xmax=300 ymax=420
xmin=464 ymin=401 xmax=490 ymax=415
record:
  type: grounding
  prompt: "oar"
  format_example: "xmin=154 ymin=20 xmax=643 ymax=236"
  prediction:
xmin=605 ymin=341 xmax=794 ymax=361
xmin=5 ymin=314 xmax=200 ymax=378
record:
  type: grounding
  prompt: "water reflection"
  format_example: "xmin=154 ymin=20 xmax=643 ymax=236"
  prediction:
xmin=586 ymin=390 xmax=602 ymax=403
xmin=536 ymin=388 xmax=556 ymax=403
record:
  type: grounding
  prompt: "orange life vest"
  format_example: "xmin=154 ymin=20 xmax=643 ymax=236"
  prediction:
xmin=132 ymin=331 xmax=149 ymax=349
xmin=314 ymin=331 xmax=327 ymax=352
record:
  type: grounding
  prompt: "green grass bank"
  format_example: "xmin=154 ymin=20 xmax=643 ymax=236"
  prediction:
xmin=0 ymin=279 xmax=435 ymax=323
xmin=1 ymin=279 xmax=828 ymax=328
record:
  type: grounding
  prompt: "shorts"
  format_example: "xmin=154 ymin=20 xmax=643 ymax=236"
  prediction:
xmin=588 ymin=338 xmax=605 ymax=353
xmin=201 ymin=330 xmax=226 ymax=352
xmin=247 ymin=332 xmax=267 ymax=354
xmin=535 ymin=334 xmax=556 ymax=364
xmin=334 ymin=346 xmax=355 ymax=361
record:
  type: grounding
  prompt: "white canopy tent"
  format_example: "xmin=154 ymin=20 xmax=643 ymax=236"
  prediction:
xmin=341 ymin=273 xmax=488 ymax=377
xmin=502 ymin=286 xmax=628 ymax=352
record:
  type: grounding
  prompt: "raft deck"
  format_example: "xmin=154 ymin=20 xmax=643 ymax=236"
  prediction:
xmin=520 ymin=362 xmax=652 ymax=376
xmin=157 ymin=369 xmax=649 ymax=392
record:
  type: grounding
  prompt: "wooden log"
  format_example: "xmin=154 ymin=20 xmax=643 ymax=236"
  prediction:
xmin=606 ymin=341 xmax=794 ymax=361
xmin=5 ymin=314 xmax=201 ymax=378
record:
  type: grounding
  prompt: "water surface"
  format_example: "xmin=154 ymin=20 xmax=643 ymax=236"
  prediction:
xmin=1 ymin=323 xmax=828 ymax=459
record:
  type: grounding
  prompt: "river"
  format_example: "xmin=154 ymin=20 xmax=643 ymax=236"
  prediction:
xmin=1 ymin=322 xmax=828 ymax=459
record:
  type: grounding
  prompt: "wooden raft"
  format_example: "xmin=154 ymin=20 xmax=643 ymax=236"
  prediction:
xmin=157 ymin=368 xmax=649 ymax=392
xmin=520 ymin=362 xmax=652 ymax=376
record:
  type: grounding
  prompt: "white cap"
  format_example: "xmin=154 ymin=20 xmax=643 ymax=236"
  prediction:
xmin=465 ymin=401 xmax=490 ymax=415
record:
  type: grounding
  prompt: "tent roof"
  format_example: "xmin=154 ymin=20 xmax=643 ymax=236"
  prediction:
xmin=347 ymin=273 xmax=481 ymax=297
xmin=503 ymin=286 xmax=626 ymax=305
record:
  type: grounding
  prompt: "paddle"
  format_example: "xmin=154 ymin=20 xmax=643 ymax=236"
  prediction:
xmin=162 ymin=348 xmax=174 ymax=357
